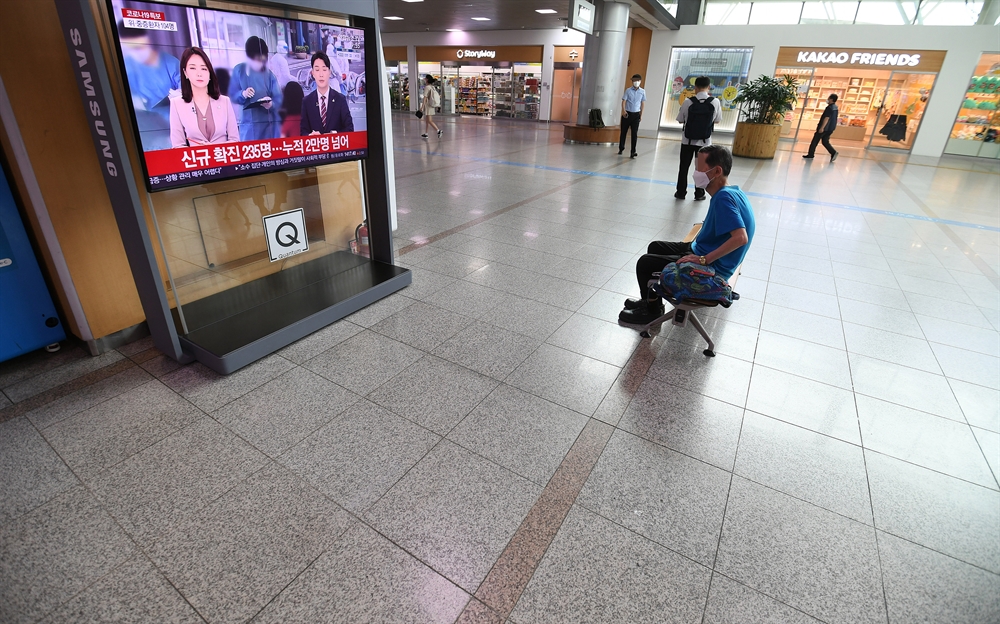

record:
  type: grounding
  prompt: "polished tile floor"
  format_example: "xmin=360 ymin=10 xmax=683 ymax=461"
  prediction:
xmin=2 ymin=115 xmax=999 ymax=624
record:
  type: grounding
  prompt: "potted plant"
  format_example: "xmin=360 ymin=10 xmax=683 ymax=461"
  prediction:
xmin=293 ymin=45 xmax=309 ymax=59
xmin=731 ymin=75 xmax=799 ymax=159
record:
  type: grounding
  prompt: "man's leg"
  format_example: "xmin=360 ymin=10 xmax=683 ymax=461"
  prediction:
xmin=821 ymin=132 xmax=836 ymax=156
xmin=675 ymin=143 xmax=695 ymax=198
xmin=804 ymin=131 xmax=822 ymax=157
xmin=629 ymin=114 xmax=640 ymax=155
xmin=635 ymin=241 xmax=693 ymax=299
xmin=619 ymin=121 xmax=628 ymax=154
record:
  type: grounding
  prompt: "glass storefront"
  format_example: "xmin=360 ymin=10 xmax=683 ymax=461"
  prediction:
xmin=660 ymin=46 xmax=754 ymax=132
xmin=945 ymin=53 xmax=1000 ymax=159
xmin=415 ymin=62 xmax=542 ymax=119
xmin=385 ymin=61 xmax=408 ymax=111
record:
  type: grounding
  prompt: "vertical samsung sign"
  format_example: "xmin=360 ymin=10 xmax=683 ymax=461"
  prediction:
xmin=51 ymin=0 xmax=187 ymax=361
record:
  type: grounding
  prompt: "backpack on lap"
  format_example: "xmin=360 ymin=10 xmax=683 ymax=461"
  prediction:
xmin=654 ymin=261 xmax=739 ymax=307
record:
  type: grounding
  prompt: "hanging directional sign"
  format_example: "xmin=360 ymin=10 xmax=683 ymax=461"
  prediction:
xmin=262 ymin=208 xmax=309 ymax=262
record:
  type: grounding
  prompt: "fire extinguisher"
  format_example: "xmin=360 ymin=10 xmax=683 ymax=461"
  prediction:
xmin=354 ymin=221 xmax=369 ymax=258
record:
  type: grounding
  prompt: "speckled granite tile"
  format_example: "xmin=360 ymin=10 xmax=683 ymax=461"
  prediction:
xmin=950 ymin=378 xmax=1000 ymax=432
xmin=715 ymin=477 xmax=886 ymax=624
xmin=703 ymin=574 xmax=823 ymax=624
xmin=506 ymin=344 xmax=620 ymax=416
xmin=878 ymin=531 xmax=1000 ymax=624
xmin=448 ymin=385 xmax=587 ymax=485
xmin=42 ymin=381 xmax=202 ymax=480
xmin=345 ymin=292 xmax=417 ymax=327
xmin=303 ymin=330 xmax=423 ymax=395
xmin=746 ymin=365 xmax=861 ymax=444
xmin=0 ymin=344 xmax=91 ymax=391
xmin=213 ymin=367 xmax=358 ymax=457
xmin=735 ymin=412 xmax=873 ymax=524
xmin=0 ymin=417 xmax=78 ymax=522
xmin=87 ymin=417 xmax=268 ymax=546
xmin=422 ymin=280 xmax=509 ymax=318
xmin=40 ymin=554 xmax=202 ymax=624
xmin=4 ymin=351 xmax=125 ymax=403
xmin=509 ymin=505 xmax=711 ymax=624
xmin=371 ymin=301 xmax=476 ymax=351
xmin=0 ymin=487 xmax=136 ymax=623
xmin=277 ymin=320 xmax=363 ymax=364
xmin=24 ymin=366 xmax=152 ymax=431
xmin=577 ymin=429 xmax=731 ymax=565
xmin=858 ymin=395 xmax=997 ymax=489
xmin=368 ymin=354 xmax=498 ymax=435
xmin=161 ymin=354 xmax=294 ymax=412
xmin=253 ymin=523 xmax=469 ymax=624
xmin=433 ymin=323 xmax=542 ymax=381
xmin=618 ymin=377 xmax=744 ymax=471
xmin=647 ymin=339 xmax=753 ymax=408
xmin=365 ymin=440 xmax=541 ymax=592
xmin=866 ymin=450 xmax=1000 ymax=573
xmin=279 ymin=400 xmax=440 ymax=513
xmin=148 ymin=464 xmax=352 ymax=624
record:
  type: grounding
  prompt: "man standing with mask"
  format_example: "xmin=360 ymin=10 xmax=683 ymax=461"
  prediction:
xmin=620 ymin=145 xmax=754 ymax=325
xmin=618 ymin=74 xmax=646 ymax=159
xmin=803 ymin=93 xmax=839 ymax=161
xmin=675 ymin=76 xmax=722 ymax=201
xmin=229 ymin=36 xmax=283 ymax=141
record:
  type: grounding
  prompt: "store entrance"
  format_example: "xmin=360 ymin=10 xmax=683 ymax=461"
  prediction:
xmin=868 ymin=71 xmax=936 ymax=150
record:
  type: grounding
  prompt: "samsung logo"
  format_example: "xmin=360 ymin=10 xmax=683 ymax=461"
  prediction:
xmin=69 ymin=27 xmax=118 ymax=177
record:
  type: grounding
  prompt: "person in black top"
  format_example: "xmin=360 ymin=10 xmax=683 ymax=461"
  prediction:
xmin=804 ymin=94 xmax=838 ymax=162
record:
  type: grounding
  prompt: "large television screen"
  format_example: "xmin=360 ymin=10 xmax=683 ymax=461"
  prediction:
xmin=107 ymin=0 xmax=368 ymax=192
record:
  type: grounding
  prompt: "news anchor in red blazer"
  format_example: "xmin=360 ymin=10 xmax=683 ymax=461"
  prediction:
xmin=169 ymin=47 xmax=239 ymax=148
xmin=300 ymin=52 xmax=354 ymax=135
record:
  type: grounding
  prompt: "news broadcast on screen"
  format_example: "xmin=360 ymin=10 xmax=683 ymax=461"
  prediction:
xmin=108 ymin=0 xmax=368 ymax=191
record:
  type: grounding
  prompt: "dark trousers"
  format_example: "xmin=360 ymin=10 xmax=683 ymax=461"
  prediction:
xmin=676 ymin=143 xmax=705 ymax=198
xmin=808 ymin=131 xmax=835 ymax=156
xmin=636 ymin=241 xmax=693 ymax=300
xmin=619 ymin=112 xmax=641 ymax=154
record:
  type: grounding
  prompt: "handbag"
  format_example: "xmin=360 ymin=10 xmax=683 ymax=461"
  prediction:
xmin=415 ymin=110 xmax=423 ymax=119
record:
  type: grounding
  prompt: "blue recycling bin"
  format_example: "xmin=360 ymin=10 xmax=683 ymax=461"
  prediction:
xmin=0 ymin=167 xmax=65 ymax=362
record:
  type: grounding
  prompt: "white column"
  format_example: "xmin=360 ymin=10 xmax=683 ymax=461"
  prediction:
xmin=575 ymin=0 xmax=630 ymax=125
xmin=540 ymin=43 xmax=555 ymax=121
xmin=406 ymin=44 xmax=419 ymax=112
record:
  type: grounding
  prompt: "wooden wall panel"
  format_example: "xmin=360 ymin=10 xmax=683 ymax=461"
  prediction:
xmin=628 ymin=27 xmax=652 ymax=87
xmin=0 ymin=0 xmax=145 ymax=340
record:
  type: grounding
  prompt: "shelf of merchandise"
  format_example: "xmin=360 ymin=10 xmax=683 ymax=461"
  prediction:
xmin=512 ymin=74 xmax=540 ymax=120
xmin=947 ymin=87 xmax=999 ymax=156
xmin=493 ymin=75 xmax=513 ymax=118
xmin=802 ymin=75 xmax=887 ymax=141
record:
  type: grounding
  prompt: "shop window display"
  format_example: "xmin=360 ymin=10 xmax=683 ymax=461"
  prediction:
xmin=660 ymin=47 xmax=753 ymax=132
xmin=945 ymin=53 xmax=1000 ymax=158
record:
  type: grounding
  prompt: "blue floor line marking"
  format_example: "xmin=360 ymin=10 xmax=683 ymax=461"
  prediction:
xmin=394 ymin=147 xmax=1000 ymax=233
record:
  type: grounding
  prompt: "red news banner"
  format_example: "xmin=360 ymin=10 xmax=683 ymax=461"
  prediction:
xmin=143 ymin=132 xmax=368 ymax=190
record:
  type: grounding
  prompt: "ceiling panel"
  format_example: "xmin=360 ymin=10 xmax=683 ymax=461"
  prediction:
xmin=377 ymin=0 xmax=574 ymax=32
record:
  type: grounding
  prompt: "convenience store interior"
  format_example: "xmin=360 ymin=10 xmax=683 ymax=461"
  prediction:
xmin=389 ymin=62 xmax=543 ymax=120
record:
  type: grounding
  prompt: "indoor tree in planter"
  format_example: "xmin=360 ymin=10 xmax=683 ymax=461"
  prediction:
xmin=731 ymin=74 xmax=799 ymax=159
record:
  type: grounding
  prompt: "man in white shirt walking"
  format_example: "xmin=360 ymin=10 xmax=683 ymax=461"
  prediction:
xmin=619 ymin=74 xmax=646 ymax=159
xmin=675 ymin=76 xmax=723 ymax=201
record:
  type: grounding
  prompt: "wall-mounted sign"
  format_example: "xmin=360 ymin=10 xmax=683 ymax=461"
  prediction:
xmin=416 ymin=46 xmax=543 ymax=63
xmin=777 ymin=47 xmax=946 ymax=73
xmin=554 ymin=46 xmax=585 ymax=63
xmin=457 ymin=49 xmax=496 ymax=59
xmin=263 ymin=208 xmax=309 ymax=262
xmin=569 ymin=0 xmax=595 ymax=35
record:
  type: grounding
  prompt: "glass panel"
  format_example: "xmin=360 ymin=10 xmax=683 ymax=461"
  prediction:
xmin=493 ymin=68 xmax=514 ymax=118
xmin=440 ymin=65 xmax=460 ymax=114
xmin=868 ymin=72 xmax=936 ymax=150
xmin=854 ymin=0 xmax=917 ymax=23
xmin=748 ymin=1 xmax=803 ymax=24
xmin=703 ymin=1 xmax=753 ymax=24
xmin=660 ymin=47 xmax=754 ymax=132
xmin=945 ymin=53 xmax=1000 ymax=159
xmin=775 ymin=67 xmax=814 ymax=138
xmin=800 ymin=1 xmax=860 ymax=23
xmin=916 ymin=0 xmax=984 ymax=24
xmin=385 ymin=62 xmax=406 ymax=110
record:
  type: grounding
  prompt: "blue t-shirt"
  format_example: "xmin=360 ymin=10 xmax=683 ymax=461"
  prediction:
xmin=691 ymin=186 xmax=755 ymax=281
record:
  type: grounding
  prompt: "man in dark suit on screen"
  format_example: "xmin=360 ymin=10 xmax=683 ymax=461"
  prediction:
xmin=300 ymin=52 xmax=354 ymax=135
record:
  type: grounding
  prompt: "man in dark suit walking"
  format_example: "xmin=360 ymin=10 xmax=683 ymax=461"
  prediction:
xmin=300 ymin=52 xmax=354 ymax=135
xmin=803 ymin=93 xmax=838 ymax=162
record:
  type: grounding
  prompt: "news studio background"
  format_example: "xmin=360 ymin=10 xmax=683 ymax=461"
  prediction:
xmin=110 ymin=0 xmax=368 ymax=191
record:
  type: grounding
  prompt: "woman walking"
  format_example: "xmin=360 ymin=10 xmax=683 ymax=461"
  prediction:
xmin=421 ymin=74 xmax=442 ymax=138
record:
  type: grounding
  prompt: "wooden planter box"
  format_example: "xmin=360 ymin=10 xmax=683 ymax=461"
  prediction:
xmin=732 ymin=122 xmax=782 ymax=159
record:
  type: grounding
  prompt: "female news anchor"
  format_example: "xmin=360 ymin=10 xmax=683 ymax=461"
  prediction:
xmin=169 ymin=47 xmax=239 ymax=148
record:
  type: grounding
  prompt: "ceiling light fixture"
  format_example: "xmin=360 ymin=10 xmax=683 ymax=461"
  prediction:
xmin=471 ymin=17 xmax=491 ymax=21
xmin=446 ymin=28 xmax=463 ymax=31
xmin=384 ymin=16 xmax=403 ymax=20
xmin=401 ymin=0 xmax=423 ymax=3
xmin=535 ymin=8 xmax=557 ymax=13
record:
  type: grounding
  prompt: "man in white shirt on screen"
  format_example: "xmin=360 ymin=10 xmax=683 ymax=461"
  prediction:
xmin=675 ymin=76 xmax=723 ymax=201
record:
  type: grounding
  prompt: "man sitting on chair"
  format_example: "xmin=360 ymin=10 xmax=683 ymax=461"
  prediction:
xmin=620 ymin=145 xmax=755 ymax=325
xmin=300 ymin=52 xmax=354 ymax=135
